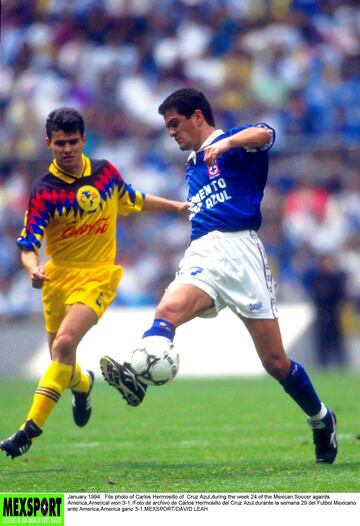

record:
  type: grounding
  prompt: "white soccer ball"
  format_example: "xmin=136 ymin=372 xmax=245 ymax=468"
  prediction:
xmin=130 ymin=336 xmax=179 ymax=386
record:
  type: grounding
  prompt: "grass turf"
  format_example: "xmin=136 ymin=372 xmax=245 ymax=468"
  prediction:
xmin=0 ymin=373 xmax=359 ymax=493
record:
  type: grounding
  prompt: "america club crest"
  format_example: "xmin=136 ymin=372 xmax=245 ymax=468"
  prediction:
xmin=77 ymin=185 xmax=101 ymax=212
xmin=207 ymin=161 xmax=220 ymax=178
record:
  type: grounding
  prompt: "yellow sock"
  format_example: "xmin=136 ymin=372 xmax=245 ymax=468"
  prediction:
xmin=23 ymin=361 xmax=73 ymax=430
xmin=68 ymin=363 xmax=90 ymax=393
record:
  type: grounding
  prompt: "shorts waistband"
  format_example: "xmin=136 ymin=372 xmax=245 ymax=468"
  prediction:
xmin=49 ymin=259 xmax=116 ymax=269
xmin=203 ymin=229 xmax=257 ymax=240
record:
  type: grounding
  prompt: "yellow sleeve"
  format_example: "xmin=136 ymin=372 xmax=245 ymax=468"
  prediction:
xmin=118 ymin=182 xmax=145 ymax=216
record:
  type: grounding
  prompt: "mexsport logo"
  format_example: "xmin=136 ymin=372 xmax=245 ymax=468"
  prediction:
xmin=2 ymin=496 xmax=62 ymax=518
xmin=77 ymin=185 xmax=101 ymax=212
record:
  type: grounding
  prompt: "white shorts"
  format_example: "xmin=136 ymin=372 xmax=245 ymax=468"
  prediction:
xmin=169 ymin=230 xmax=278 ymax=319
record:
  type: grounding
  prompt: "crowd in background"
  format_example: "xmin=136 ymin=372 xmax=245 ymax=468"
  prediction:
xmin=1 ymin=0 xmax=360 ymax=355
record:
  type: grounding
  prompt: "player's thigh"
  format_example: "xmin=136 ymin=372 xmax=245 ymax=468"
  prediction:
xmin=42 ymin=284 xmax=67 ymax=334
xmin=156 ymin=283 xmax=214 ymax=326
xmin=239 ymin=316 xmax=290 ymax=378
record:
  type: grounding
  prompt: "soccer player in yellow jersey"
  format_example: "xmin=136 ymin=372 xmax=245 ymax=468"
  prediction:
xmin=0 ymin=108 xmax=187 ymax=458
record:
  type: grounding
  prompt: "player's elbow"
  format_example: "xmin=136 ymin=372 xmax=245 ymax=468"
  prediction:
xmin=253 ymin=128 xmax=272 ymax=148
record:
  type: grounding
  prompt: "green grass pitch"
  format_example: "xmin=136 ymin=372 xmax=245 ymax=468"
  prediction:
xmin=0 ymin=373 xmax=359 ymax=493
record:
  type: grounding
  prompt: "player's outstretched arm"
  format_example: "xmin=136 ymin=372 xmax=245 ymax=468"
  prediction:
xmin=204 ymin=126 xmax=273 ymax=166
xmin=142 ymin=194 xmax=188 ymax=215
xmin=21 ymin=249 xmax=49 ymax=289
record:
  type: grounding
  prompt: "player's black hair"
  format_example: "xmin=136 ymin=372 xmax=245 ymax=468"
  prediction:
xmin=46 ymin=107 xmax=85 ymax=139
xmin=158 ymin=88 xmax=215 ymax=126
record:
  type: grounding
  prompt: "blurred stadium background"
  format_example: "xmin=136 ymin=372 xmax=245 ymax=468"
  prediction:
xmin=1 ymin=0 xmax=359 ymax=377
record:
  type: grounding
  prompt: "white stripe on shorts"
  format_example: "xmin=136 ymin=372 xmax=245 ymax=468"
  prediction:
xmin=249 ymin=230 xmax=278 ymax=318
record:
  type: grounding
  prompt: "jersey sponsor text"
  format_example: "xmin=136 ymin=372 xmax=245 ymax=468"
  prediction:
xmin=189 ymin=178 xmax=231 ymax=219
xmin=61 ymin=217 xmax=110 ymax=239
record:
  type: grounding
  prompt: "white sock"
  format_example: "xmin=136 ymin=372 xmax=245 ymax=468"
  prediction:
xmin=308 ymin=402 xmax=328 ymax=421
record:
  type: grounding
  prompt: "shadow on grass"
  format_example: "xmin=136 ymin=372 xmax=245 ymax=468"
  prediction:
xmin=0 ymin=467 xmax=70 ymax=476
xmin=3 ymin=458 xmax=359 ymax=476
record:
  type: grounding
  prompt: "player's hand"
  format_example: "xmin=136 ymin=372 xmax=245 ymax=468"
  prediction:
xmin=178 ymin=201 xmax=189 ymax=215
xmin=203 ymin=138 xmax=231 ymax=166
xmin=30 ymin=266 xmax=50 ymax=289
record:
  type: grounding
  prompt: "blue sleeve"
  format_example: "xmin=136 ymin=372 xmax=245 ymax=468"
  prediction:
xmin=228 ymin=123 xmax=275 ymax=151
xmin=16 ymin=185 xmax=51 ymax=254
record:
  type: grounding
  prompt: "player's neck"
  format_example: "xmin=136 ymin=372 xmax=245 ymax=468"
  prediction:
xmin=56 ymin=157 xmax=85 ymax=178
xmin=194 ymin=125 xmax=217 ymax=151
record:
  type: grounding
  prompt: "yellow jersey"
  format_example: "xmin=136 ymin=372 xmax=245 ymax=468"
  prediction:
xmin=17 ymin=155 xmax=144 ymax=266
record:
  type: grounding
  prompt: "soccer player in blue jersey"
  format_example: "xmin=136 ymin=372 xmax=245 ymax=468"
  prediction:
xmin=101 ymin=88 xmax=337 ymax=464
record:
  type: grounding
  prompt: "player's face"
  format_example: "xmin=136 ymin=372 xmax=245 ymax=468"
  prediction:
xmin=46 ymin=130 xmax=86 ymax=174
xmin=163 ymin=109 xmax=202 ymax=151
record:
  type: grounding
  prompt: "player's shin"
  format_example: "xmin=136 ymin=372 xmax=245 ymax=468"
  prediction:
xmin=68 ymin=362 xmax=91 ymax=393
xmin=23 ymin=361 xmax=73 ymax=431
xmin=279 ymin=360 xmax=337 ymax=464
xmin=278 ymin=360 xmax=323 ymax=417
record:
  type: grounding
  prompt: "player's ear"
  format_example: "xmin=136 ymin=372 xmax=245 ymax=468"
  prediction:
xmin=45 ymin=136 xmax=51 ymax=149
xmin=81 ymin=133 xmax=87 ymax=146
xmin=193 ymin=109 xmax=204 ymax=126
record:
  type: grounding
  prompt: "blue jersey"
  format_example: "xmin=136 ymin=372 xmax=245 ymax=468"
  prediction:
xmin=186 ymin=124 xmax=275 ymax=240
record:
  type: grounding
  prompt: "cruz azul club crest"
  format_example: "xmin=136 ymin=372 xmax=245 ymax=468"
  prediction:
xmin=207 ymin=161 xmax=220 ymax=179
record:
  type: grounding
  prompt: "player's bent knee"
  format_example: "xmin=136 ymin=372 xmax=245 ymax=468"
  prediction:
xmin=261 ymin=355 xmax=290 ymax=380
xmin=52 ymin=333 xmax=77 ymax=363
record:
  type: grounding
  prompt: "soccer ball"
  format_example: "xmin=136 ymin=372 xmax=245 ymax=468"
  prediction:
xmin=130 ymin=336 xmax=179 ymax=386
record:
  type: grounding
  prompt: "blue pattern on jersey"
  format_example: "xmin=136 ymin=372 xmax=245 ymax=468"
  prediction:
xmin=187 ymin=123 xmax=275 ymax=240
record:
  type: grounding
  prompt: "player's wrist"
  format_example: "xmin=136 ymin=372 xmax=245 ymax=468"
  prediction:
xmin=30 ymin=265 xmax=42 ymax=277
xmin=224 ymin=136 xmax=235 ymax=151
xmin=178 ymin=201 xmax=188 ymax=214
xmin=25 ymin=265 xmax=35 ymax=277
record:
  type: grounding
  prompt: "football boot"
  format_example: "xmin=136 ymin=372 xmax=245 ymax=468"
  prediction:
xmin=72 ymin=370 xmax=95 ymax=427
xmin=0 ymin=420 xmax=42 ymax=459
xmin=100 ymin=356 xmax=147 ymax=407
xmin=308 ymin=409 xmax=337 ymax=464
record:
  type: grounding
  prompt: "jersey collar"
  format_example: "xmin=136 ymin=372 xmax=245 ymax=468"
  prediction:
xmin=187 ymin=129 xmax=224 ymax=164
xmin=49 ymin=154 xmax=91 ymax=183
